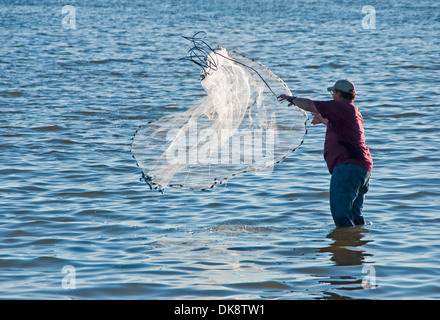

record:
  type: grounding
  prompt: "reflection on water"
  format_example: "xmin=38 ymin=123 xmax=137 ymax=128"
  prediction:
xmin=321 ymin=227 xmax=373 ymax=267
xmin=317 ymin=227 xmax=375 ymax=299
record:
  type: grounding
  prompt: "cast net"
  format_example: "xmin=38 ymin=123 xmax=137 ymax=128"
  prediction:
xmin=131 ymin=32 xmax=307 ymax=192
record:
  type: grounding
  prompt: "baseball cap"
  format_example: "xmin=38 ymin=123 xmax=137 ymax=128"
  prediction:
xmin=327 ymin=79 xmax=356 ymax=94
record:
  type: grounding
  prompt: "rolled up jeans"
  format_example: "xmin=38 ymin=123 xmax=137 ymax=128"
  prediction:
xmin=330 ymin=163 xmax=371 ymax=228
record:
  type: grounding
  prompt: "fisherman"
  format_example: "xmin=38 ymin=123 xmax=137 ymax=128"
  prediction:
xmin=279 ymin=80 xmax=373 ymax=228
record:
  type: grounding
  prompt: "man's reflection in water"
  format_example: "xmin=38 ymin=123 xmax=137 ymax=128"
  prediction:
xmin=318 ymin=226 xmax=375 ymax=299
xmin=320 ymin=226 xmax=372 ymax=266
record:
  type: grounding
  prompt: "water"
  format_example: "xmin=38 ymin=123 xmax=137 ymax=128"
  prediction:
xmin=1 ymin=0 xmax=439 ymax=299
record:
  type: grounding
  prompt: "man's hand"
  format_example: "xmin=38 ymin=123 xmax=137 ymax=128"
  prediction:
xmin=278 ymin=95 xmax=319 ymax=113
xmin=311 ymin=112 xmax=328 ymax=125
xmin=278 ymin=94 xmax=294 ymax=106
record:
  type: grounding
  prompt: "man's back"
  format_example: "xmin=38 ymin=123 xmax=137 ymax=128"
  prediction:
xmin=314 ymin=100 xmax=373 ymax=174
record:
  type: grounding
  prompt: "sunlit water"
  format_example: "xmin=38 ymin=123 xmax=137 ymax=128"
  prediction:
xmin=1 ymin=0 xmax=439 ymax=299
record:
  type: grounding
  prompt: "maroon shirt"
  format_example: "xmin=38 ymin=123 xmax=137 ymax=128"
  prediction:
xmin=314 ymin=100 xmax=373 ymax=174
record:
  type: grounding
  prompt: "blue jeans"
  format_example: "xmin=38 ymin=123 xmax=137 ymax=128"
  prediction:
xmin=330 ymin=164 xmax=371 ymax=228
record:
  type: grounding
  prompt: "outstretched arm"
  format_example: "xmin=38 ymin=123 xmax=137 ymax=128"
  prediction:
xmin=278 ymin=94 xmax=319 ymax=114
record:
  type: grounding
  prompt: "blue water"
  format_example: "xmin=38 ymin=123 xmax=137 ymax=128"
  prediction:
xmin=1 ymin=0 xmax=440 ymax=299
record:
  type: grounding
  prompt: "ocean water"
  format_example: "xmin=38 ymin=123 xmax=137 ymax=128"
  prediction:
xmin=1 ymin=0 xmax=439 ymax=299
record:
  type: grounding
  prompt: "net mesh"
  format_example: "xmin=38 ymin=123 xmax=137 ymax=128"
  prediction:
xmin=131 ymin=33 xmax=307 ymax=192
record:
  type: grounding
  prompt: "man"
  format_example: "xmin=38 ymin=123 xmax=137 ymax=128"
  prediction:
xmin=278 ymin=79 xmax=373 ymax=228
